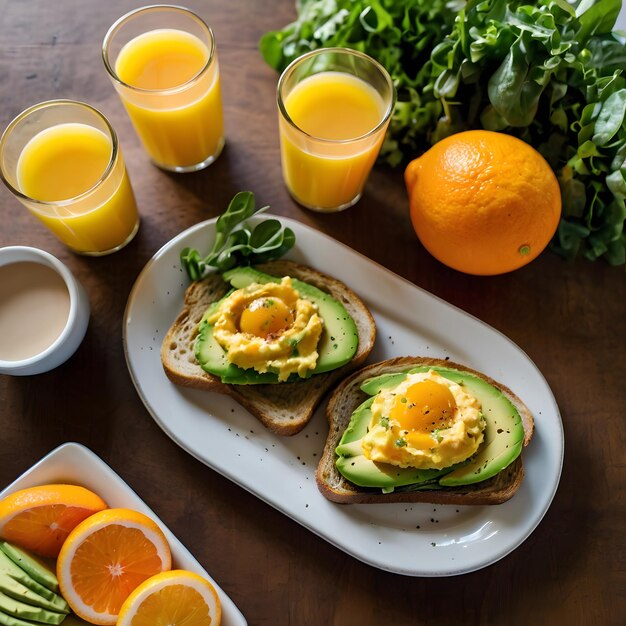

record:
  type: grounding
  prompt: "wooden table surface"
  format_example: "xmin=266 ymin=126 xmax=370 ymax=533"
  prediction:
xmin=1 ymin=1 xmax=624 ymax=624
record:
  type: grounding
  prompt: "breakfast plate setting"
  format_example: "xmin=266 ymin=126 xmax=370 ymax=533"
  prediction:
xmin=124 ymin=216 xmax=564 ymax=577
xmin=2 ymin=1 xmax=625 ymax=623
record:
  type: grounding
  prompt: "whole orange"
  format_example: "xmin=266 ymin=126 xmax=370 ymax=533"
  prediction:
xmin=404 ymin=130 xmax=561 ymax=275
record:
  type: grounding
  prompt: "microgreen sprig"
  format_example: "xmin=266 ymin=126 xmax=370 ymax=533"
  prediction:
xmin=180 ymin=191 xmax=296 ymax=281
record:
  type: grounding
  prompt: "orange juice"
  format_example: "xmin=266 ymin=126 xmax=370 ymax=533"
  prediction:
xmin=280 ymin=71 xmax=387 ymax=210
xmin=114 ymin=28 xmax=224 ymax=170
xmin=17 ymin=123 xmax=138 ymax=254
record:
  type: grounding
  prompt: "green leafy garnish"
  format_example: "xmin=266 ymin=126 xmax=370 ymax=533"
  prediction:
xmin=261 ymin=0 xmax=626 ymax=266
xmin=431 ymin=429 xmax=443 ymax=443
xmin=181 ymin=191 xmax=296 ymax=280
xmin=395 ymin=438 xmax=408 ymax=448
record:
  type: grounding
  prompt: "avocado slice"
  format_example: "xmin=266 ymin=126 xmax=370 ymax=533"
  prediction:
xmin=195 ymin=266 xmax=359 ymax=384
xmin=335 ymin=397 xmax=374 ymax=451
xmin=0 ymin=554 xmax=59 ymax=606
xmin=0 ymin=591 xmax=66 ymax=625
xmin=336 ymin=454 xmax=447 ymax=490
xmin=360 ymin=372 xmax=408 ymax=396
xmin=336 ymin=366 xmax=525 ymax=490
xmin=0 ymin=546 xmax=58 ymax=594
xmin=0 ymin=610 xmax=47 ymax=626
xmin=0 ymin=573 xmax=68 ymax=614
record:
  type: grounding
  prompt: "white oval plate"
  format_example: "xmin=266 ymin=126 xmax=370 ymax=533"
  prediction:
xmin=123 ymin=217 xmax=563 ymax=577
xmin=0 ymin=442 xmax=247 ymax=625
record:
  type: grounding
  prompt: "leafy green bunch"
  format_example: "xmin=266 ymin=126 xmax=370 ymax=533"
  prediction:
xmin=260 ymin=0 xmax=626 ymax=265
xmin=181 ymin=192 xmax=295 ymax=280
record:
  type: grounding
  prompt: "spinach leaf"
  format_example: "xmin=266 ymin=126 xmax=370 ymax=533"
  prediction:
xmin=576 ymin=0 xmax=621 ymax=42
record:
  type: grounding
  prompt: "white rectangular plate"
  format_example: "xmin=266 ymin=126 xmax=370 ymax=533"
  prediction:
xmin=124 ymin=217 xmax=563 ymax=577
xmin=0 ymin=442 xmax=247 ymax=625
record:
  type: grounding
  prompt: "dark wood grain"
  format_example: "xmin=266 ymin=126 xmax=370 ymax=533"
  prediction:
xmin=1 ymin=1 xmax=625 ymax=624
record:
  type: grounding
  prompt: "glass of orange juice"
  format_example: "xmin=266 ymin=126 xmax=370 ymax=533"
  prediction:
xmin=103 ymin=5 xmax=224 ymax=173
xmin=277 ymin=48 xmax=395 ymax=212
xmin=0 ymin=100 xmax=139 ymax=256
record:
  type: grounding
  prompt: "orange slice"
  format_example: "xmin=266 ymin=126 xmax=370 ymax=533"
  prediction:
xmin=117 ymin=570 xmax=222 ymax=626
xmin=56 ymin=508 xmax=172 ymax=625
xmin=0 ymin=484 xmax=108 ymax=558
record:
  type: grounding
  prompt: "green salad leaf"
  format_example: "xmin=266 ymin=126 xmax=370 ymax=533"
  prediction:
xmin=181 ymin=192 xmax=296 ymax=280
xmin=261 ymin=0 xmax=626 ymax=266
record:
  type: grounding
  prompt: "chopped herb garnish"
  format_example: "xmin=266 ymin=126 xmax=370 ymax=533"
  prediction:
xmin=289 ymin=336 xmax=301 ymax=356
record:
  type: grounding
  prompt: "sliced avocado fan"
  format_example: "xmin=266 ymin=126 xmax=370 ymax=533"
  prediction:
xmin=0 ymin=543 xmax=69 ymax=626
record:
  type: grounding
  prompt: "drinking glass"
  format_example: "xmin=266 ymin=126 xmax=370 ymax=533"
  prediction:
xmin=0 ymin=100 xmax=139 ymax=256
xmin=277 ymin=48 xmax=395 ymax=212
xmin=103 ymin=5 xmax=225 ymax=172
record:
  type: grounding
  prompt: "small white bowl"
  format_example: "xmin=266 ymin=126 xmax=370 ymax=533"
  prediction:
xmin=0 ymin=246 xmax=90 ymax=375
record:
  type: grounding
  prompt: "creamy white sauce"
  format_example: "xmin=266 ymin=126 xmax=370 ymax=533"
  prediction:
xmin=0 ymin=262 xmax=70 ymax=361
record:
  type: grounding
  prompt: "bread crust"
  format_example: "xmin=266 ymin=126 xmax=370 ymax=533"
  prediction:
xmin=316 ymin=357 xmax=534 ymax=505
xmin=160 ymin=260 xmax=377 ymax=435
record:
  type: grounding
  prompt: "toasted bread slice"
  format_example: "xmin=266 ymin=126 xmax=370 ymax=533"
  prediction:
xmin=161 ymin=260 xmax=376 ymax=435
xmin=316 ymin=357 xmax=534 ymax=505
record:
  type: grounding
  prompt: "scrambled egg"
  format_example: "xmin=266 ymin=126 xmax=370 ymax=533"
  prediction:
xmin=361 ymin=370 xmax=485 ymax=469
xmin=206 ymin=277 xmax=323 ymax=381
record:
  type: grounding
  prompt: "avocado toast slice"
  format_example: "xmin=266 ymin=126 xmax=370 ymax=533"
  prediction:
xmin=316 ymin=357 xmax=534 ymax=505
xmin=161 ymin=260 xmax=376 ymax=435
